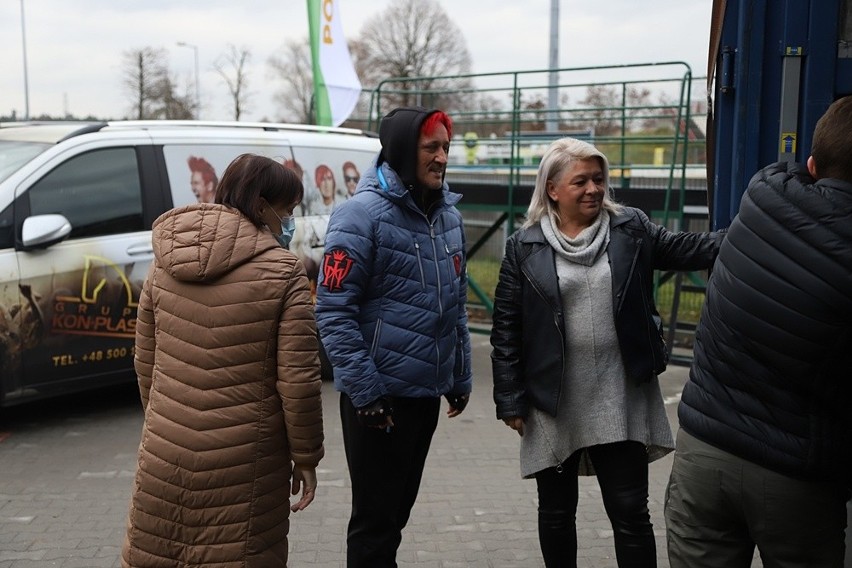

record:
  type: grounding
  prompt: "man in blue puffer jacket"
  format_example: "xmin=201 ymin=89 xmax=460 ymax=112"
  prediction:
xmin=316 ymin=106 xmax=473 ymax=567
xmin=665 ymin=96 xmax=852 ymax=567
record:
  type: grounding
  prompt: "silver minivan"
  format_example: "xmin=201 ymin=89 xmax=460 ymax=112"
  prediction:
xmin=0 ymin=120 xmax=381 ymax=407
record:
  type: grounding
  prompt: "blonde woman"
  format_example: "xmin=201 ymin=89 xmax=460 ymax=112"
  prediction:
xmin=491 ymin=138 xmax=724 ymax=567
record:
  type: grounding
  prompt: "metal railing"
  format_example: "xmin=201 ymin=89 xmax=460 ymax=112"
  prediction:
xmin=351 ymin=63 xmax=707 ymax=356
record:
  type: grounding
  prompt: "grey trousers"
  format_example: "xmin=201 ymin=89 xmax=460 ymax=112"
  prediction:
xmin=665 ymin=429 xmax=847 ymax=568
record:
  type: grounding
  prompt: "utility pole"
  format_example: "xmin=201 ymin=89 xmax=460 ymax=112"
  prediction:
xmin=546 ymin=0 xmax=560 ymax=132
xmin=21 ymin=0 xmax=30 ymax=120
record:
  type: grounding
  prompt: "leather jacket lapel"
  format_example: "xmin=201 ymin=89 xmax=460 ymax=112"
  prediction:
xmin=517 ymin=225 xmax=562 ymax=314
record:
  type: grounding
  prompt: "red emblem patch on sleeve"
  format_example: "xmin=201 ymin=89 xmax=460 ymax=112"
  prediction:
xmin=453 ymin=253 xmax=462 ymax=276
xmin=321 ymin=249 xmax=355 ymax=292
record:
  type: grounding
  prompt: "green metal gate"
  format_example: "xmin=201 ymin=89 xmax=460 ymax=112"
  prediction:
xmin=353 ymin=63 xmax=708 ymax=359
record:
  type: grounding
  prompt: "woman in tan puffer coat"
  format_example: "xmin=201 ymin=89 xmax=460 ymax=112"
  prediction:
xmin=122 ymin=154 xmax=324 ymax=568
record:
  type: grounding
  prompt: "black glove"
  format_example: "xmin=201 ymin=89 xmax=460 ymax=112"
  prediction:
xmin=355 ymin=396 xmax=393 ymax=427
xmin=444 ymin=393 xmax=470 ymax=413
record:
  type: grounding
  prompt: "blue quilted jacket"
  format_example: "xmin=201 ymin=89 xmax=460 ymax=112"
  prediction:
xmin=315 ymin=159 xmax=473 ymax=408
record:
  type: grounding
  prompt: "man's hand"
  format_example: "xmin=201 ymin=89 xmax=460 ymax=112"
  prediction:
xmin=355 ymin=396 xmax=394 ymax=429
xmin=290 ymin=464 xmax=317 ymax=512
xmin=502 ymin=416 xmax=524 ymax=436
xmin=445 ymin=393 xmax=470 ymax=418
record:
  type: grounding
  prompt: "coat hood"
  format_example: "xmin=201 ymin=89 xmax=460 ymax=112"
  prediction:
xmin=378 ymin=106 xmax=439 ymax=189
xmin=151 ymin=203 xmax=278 ymax=282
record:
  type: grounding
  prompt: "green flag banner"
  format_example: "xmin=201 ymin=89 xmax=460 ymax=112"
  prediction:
xmin=307 ymin=0 xmax=362 ymax=126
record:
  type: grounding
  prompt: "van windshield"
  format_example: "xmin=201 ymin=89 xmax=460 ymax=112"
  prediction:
xmin=0 ymin=140 xmax=51 ymax=184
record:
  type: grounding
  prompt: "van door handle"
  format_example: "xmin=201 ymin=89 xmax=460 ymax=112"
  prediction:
xmin=126 ymin=243 xmax=154 ymax=256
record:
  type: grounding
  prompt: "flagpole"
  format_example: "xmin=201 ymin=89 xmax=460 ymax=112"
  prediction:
xmin=306 ymin=0 xmax=329 ymax=125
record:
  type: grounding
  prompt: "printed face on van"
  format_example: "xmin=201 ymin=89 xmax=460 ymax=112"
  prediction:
xmin=190 ymin=171 xmax=216 ymax=203
xmin=344 ymin=165 xmax=360 ymax=196
xmin=318 ymin=169 xmax=335 ymax=204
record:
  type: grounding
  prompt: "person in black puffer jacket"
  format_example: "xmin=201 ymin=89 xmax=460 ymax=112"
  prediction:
xmin=665 ymin=96 xmax=852 ymax=567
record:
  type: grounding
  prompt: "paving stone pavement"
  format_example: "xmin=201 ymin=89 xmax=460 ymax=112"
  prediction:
xmin=0 ymin=335 xmax=768 ymax=567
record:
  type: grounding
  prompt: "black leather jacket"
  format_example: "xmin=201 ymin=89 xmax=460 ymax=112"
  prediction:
xmin=491 ymin=207 xmax=724 ymax=418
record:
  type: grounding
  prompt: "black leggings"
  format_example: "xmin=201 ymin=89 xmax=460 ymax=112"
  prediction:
xmin=535 ymin=441 xmax=656 ymax=568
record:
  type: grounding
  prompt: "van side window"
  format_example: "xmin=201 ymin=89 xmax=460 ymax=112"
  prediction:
xmin=27 ymin=148 xmax=144 ymax=239
xmin=0 ymin=203 xmax=12 ymax=249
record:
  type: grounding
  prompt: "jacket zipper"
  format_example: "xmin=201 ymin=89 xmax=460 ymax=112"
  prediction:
xmin=444 ymin=242 xmax=456 ymax=291
xmin=370 ymin=318 xmax=383 ymax=359
xmin=414 ymin=241 xmax=426 ymax=291
xmin=430 ymin=223 xmax=444 ymax=393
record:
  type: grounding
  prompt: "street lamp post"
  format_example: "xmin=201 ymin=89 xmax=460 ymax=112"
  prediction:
xmin=176 ymin=41 xmax=200 ymax=119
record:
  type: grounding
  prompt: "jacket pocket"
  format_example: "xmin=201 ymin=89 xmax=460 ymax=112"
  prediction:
xmin=453 ymin=334 xmax=465 ymax=377
xmin=369 ymin=318 xmax=383 ymax=359
xmin=445 ymin=242 xmax=461 ymax=293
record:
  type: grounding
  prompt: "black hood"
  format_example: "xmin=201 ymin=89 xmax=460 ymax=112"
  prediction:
xmin=378 ymin=106 xmax=438 ymax=189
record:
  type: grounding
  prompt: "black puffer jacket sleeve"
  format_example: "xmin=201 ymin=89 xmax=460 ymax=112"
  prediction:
xmin=680 ymin=161 xmax=852 ymax=486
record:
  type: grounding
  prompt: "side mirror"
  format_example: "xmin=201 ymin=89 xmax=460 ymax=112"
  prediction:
xmin=21 ymin=214 xmax=72 ymax=249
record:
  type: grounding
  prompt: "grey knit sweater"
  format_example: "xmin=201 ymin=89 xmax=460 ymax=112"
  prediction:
xmin=518 ymin=214 xmax=674 ymax=478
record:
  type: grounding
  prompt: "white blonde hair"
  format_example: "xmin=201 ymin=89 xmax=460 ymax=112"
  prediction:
xmin=523 ymin=137 xmax=623 ymax=229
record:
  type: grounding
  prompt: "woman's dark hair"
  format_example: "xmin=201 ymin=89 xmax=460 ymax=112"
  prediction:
xmin=214 ymin=154 xmax=304 ymax=227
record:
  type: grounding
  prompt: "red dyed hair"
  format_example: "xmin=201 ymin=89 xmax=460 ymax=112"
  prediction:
xmin=314 ymin=164 xmax=335 ymax=188
xmin=187 ymin=156 xmax=218 ymax=186
xmin=283 ymin=159 xmax=304 ymax=179
xmin=421 ymin=111 xmax=453 ymax=139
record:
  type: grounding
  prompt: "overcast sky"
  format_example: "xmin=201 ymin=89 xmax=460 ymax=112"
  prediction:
xmin=0 ymin=0 xmax=712 ymax=122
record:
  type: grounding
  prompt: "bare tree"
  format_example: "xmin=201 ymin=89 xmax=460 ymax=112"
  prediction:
xmin=574 ymin=85 xmax=620 ymax=135
xmin=122 ymin=47 xmax=168 ymax=119
xmin=469 ymin=93 xmax=512 ymax=137
xmin=575 ymin=85 xmax=658 ymax=135
xmin=346 ymin=38 xmax=381 ymax=128
xmin=267 ymin=39 xmax=314 ymax=123
xmin=214 ymin=44 xmax=253 ymax=121
xmin=152 ymin=75 xmax=194 ymax=119
xmin=122 ymin=47 xmax=194 ymax=120
xmin=356 ymin=0 xmax=473 ymax=116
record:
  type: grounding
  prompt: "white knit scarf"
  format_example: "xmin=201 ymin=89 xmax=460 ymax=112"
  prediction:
xmin=540 ymin=210 xmax=610 ymax=266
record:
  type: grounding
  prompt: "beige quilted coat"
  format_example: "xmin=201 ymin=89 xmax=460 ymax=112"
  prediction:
xmin=121 ymin=204 xmax=324 ymax=568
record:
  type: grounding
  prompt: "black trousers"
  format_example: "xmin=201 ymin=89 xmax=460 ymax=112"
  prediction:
xmin=535 ymin=440 xmax=656 ymax=568
xmin=340 ymin=393 xmax=440 ymax=568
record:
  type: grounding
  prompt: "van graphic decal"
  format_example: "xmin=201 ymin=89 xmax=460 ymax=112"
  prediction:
xmin=51 ymin=255 xmax=139 ymax=338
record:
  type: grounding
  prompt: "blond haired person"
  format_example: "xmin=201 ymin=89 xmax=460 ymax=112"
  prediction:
xmin=491 ymin=138 xmax=724 ymax=567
